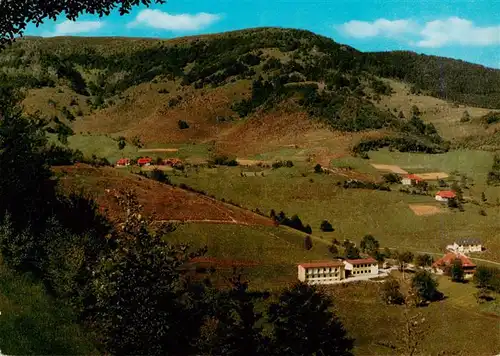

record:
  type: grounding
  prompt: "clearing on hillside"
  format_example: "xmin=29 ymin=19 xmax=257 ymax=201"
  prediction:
xmin=139 ymin=148 xmax=179 ymax=153
xmin=417 ymin=172 xmax=450 ymax=180
xmin=54 ymin=164 xmax=274 ymax=226
xmin=237 ymin=159 xmax=272 ymax=166
xmin=370 ymin=163 xmax=408 ymax=174
xmin=408 ymin=204 xmax=445 ymax=216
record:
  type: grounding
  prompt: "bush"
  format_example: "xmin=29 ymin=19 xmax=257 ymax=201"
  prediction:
xmin=178 ymin=120 xmax=190 ymax=130
xmin=210 ymin=155 xmax=238 ymax=166
xmin=149 ymin=169 xmax=171 ymax=184
xmin=320 ymin=220 xmax=334 ymax=232
xmin=382 ymin=173 xmax=401 ymax=184
xmin=272 ymin=160 xmax=294 ymax=169
xmin=380 ymin=278 xmax=405 ymax=305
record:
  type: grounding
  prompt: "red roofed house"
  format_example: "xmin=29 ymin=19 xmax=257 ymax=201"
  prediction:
xmin=402 ymin=174 xmax=423 ymax=186
xmin=432 ymin=252 xmax=476 ymax=279
xmin=435 ymin=190 xmax=456 ymax=202
xmin=298 ymin=261 xmax=346 ymax=285
xmin=116 ymin=158 xmax=130 ymax=167
xmin=343 ymin=257 xmax=379 ymax=277
xmin=137 ymin=157 xmax=152 ymax=166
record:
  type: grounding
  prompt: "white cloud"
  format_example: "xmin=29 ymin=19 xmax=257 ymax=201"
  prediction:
xmin=339 ymin=16 xmax=500 ymax=48
xmin=128 ymin=9 xmax=221 ymax=32
xmin=339 ymin=19 xmax=417 ymax=39
xmin=43 ymin=20 xmax=104 ymax=37
xmin=417 ymin=17 xmax=500 ymax=47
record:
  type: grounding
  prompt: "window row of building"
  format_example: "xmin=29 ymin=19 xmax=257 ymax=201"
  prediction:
xmin=298 ymin=258 xmax=379 ymax=285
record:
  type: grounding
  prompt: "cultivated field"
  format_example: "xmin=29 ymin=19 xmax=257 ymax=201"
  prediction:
xmin=416 ymin=172 xmax=450 ymax=180
xmin=408 ymin=204 xmax=445 ymax=216
xmin=138 ymin=148 xmax=179 ymax=153
xmin=370 ymin=163 xmax=408 ymax=174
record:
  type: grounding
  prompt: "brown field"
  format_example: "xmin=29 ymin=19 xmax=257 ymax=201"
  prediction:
xmin=408 ymin=204 xmax=445 ymax=216
xmin=139 ymin=148 xmax=179 ymax=153
xmin=417 ymin=172 xmax=450 ymax=180
xmin=54 ymin=164 xmax=274 ymax=226
xmin=370 ymin=163 xmax=408 ymax=174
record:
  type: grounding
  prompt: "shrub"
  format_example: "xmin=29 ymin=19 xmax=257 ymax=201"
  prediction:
xmin=380 ymin=278 xmax=405 ymax=305
xmin=210 ymin=155 xmax=238 ymax=166
xmin=382 ymin=173 xmax=402 ymax=184
xmin=314 ymin=164 xmax=322 ymax=173
xmin=320 ymin=220 xmax=334 ymax=232
xmin=178 ymin=120 xmax=190 ymax=130
xmin=149 ymin=169 xmax=171 ymax=185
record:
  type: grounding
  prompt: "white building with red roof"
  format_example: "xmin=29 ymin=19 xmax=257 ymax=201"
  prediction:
xmin=343 ymin=257 xmax=379 ymax=277
xmin=435 ymin=190 xmax=456 ymax=202
xmin=402 ymin=174 xmax=423 ymax=186
xmin=297 ymin=261 xmax=346 ymax=285
xmin=116 ymin=158 xmax=130 ymax=167
xmin=432 ymin=252 xmax=476 ymax=279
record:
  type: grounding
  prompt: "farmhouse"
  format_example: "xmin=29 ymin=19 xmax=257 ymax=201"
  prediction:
xmin=297 ymin=261 xmax=346 ymax=285
xmin=343 ymin=257 xmax=379 ymax=277
xmin=446 ymin=238 xmax=482 ymax=254
xmin=116 ymin=158 xmax=130 ymax=167
xmin=432 ymin=252 xmax=476 ymax=279
xmin=402 ymin=174 xmax=423 ymax=186
xmin=137 ymin=157 xmax=152 ymax=166
xmin=435 ymin=190 xmax=456 ymax=202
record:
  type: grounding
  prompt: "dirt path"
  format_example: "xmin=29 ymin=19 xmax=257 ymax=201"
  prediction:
xmin=156 ymin=219 xmax=249 ymax=225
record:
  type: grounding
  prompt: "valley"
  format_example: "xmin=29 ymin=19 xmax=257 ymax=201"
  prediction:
xmin=1 ymin=26 xmax=500 ymax=355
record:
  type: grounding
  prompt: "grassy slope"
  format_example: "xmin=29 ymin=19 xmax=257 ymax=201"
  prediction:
xmin=169 ymin=223 xmax=331 ymax=289
xmin=0 ymin=263 xmax=96 ymax=355
xmin=328 ymin=276 xmax=500 ymax=355
xmin=169 ymin=159 xmax=500 ymax=262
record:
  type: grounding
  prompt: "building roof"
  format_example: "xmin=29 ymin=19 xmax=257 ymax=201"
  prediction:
xmin=456 ymin=238 xmax=482 ymax=246
xmin=116 ymin=158 xmax=130 ymax=164
xmin=298 ymin=261 xmax=345 ymax=268
xmin=436 ymin=190 xmax=456 ymax=198
xmin=432 ymin=252 xmax=476 ymax=268
xmin=404 ymin=174 xmax=423 ymax=181
xmin=137 ymin=157 xmax=152 ymax=163
xmin=345 ymin=257 xmax=378 ymax=265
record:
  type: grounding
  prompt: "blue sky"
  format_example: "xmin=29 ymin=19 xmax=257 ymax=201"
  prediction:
xmin=25 ymin=0 xmax=500 ymax=68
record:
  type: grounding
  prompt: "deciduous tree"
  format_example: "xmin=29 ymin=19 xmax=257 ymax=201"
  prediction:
xmin=267 ymin=282 xmax=354 ymax=356
xmin=359 ymin=234 xmax=380 ymax=256
xmin=411 ymin=270 xmax=443 ymax=305
xmin=88 ymin=190 xmax=208 ymax=355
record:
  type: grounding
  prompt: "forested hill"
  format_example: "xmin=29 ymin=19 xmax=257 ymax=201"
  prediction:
xmin=365 ymin=51 xmax=500 ymax=109
xmin=1 ymin=27 xmax=500 ymax=110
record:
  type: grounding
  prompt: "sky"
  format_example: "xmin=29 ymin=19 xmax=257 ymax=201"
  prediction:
xmin=24 ymin=0 xmax=500 ymax=68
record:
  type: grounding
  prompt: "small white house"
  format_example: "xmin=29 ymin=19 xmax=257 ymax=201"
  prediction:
xmin=402 ymin=174 xmax=423 ymax=186
xmin=298 ymin=261 xmax=345 ymax=285
xmin=446 ymin=238 xmax=482 ymax=254
xmin=343 ymin=258 xmax=379 ymax=277
xmin=435 ymin=190 xmax=456 ymax=202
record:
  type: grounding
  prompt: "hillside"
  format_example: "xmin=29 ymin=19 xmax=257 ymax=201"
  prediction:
xmin=54 ymin=164 xmax=274 ymax=226
xmin=5 ymin=27 xmax=499 ymax=157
